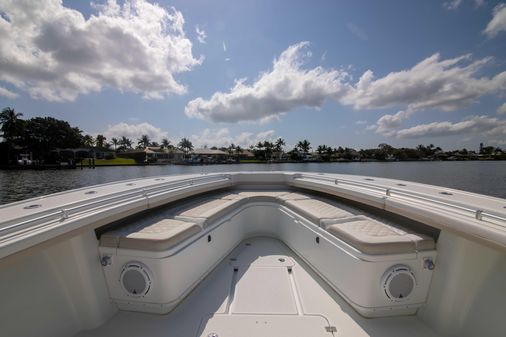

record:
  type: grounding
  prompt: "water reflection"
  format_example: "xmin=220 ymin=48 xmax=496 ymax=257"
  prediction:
xmin=0 ymin=161 xmax=505 ymax=205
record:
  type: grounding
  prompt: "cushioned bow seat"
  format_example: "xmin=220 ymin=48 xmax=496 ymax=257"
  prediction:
xmin=276 ymin=192 xmax=311 ymax=201
xmin=234 ymin=191 xmax=290 ymax=203
xmin=237 ymin=191 xmax=290 ymax=198
xmin=324 ymin=216 xmax=435 ymax=255
xmin=174 ymin=198 xmax=245 ymax=226
xmin=100 ymin=219 xmax=201 ymax=251
xmin=284 ymin=198 xmax=354 ymax=225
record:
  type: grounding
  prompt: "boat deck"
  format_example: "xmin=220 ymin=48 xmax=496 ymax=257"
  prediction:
xmin=78 ymin=237 xmax=441 ymax=337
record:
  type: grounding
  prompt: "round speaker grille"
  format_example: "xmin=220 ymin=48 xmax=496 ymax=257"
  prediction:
xmin=382 ymin=265 xmax=416 ymax=301
xmin=120 ymin=262 xmax=152 ymax=297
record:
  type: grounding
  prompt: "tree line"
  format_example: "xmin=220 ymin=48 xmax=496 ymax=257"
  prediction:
xmin=0 ymin=107 xmax=200 ymax=163
xmin=1 ymin=107 xmax=504 ymax=165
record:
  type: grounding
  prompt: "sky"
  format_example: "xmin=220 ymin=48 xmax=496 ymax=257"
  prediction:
xmin=0 ymin=0 xmax=505 ymax=151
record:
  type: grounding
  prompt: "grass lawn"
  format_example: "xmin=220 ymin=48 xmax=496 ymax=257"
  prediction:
xmin=239 ymin=159 xmax=265 ymax=163
xmin=79 ymin=158 xmax=137 ymax=166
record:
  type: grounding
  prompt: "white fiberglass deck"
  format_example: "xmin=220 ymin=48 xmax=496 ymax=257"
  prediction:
xmin=78 ymin=237 xmax=440 ymax=337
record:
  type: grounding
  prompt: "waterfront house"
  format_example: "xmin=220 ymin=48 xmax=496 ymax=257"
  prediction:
xmin=191 ymin=148 xmax=228 ymax=163
xmin=120 ymin=147 xmax=184 ymax=164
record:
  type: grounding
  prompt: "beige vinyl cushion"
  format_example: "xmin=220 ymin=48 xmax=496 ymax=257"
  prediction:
xmin=325 ymin=217 xmax=435 ymax=254
xmin=100 ymin=219 xmax=201 ymax=251
xmin=219 ymin=193 xmax=248 ymax=200
xmin=175 ymin=198 xmax=244 ymax=226
xmin=277 ymin=192 xmax=311 ymax=201
xmin=285 ymin=199 xmax=353 ymax=225
xmin=237 ymin=191 xmax=290 ymax=198
xmin=235 ymin=191 xmax=291 ymax=203
xmin=407 ymin=233 xmax=436 ymax=251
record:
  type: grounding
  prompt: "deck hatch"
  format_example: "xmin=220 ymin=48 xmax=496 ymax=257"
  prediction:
xmin=232 ymin=267 xmax=298 ymax=314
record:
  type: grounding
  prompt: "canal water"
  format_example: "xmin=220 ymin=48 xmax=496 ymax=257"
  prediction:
xmin=0 ymin=161 xmax=505 ymax=205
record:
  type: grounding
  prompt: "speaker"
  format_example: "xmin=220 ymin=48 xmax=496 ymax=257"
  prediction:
xmin=382 ymin=265 xmax=416 ymax=301
xmin=120 ymin=262 xmax=152 ymax=297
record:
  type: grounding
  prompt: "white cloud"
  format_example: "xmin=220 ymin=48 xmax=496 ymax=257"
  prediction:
xmin=0 ymin=0 xmax=201 ymax=101
xmin=443 ymin=0 xmax=463 ymax=10
xmin=368 ymin=109 xmax=415 ymax=136
xmin=255 ymin=130 xmax=276 ymax=141
xmin=497 ymin=102 xmax=506 ymax=115
xmin=195 ymin=25 xmax=207 ymax=44
xmin=484 ymin=3 xmax=506 ymax=38
xmin=355 ymin=120 xmax=367 ymax=125
xmin=189 ymin=128 xmax=277 ymax=148
xmin=392 ymin=116 xmax=506 ymax=139
xmin=0 ymin=86 xmax=18 ymax=99
xmin=185 ymin=42 xmax=506 ymax=125
xmin=222 ymin=41 xmax=227 ymax=52
xmin=102 ymin=122 xmax=169 ymax=142
xmin=346 ymin=23 xmax=368 ymax=41
xmin=444 ymin=0 xmax=485 ymax=10
xmin=185 ymin=41 xmax=350 ymax=123
xmin=342 ymin=53 xmax=506 ymax=112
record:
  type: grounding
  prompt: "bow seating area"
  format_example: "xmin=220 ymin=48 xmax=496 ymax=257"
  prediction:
xmin=101 ymin=189 xmax=435 ymax=255
xmin=98 ymin=188 xmax=437 ymax=317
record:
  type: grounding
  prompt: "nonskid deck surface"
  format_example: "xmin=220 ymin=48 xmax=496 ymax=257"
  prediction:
xmin=78 ymin=238 xmax=440 ymax=337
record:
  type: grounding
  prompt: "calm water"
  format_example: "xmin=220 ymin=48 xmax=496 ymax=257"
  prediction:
xmin=0 ymin=161 xmax=505 ymax=205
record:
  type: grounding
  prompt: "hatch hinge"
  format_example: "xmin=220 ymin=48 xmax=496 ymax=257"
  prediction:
xmin=325 ymin=326 xmax=337 ymax=333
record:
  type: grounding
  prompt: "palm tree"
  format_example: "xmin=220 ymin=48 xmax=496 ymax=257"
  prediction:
xmin=137 ymin=134 xmax=150 ymax=149
xmin=263 ymin=141 xmax=274 ymax=161
xmin=317 ymin=145 xmax=327 ymax=155
xmin=273 ymin=138 xmax=285 ymax=160
xmin=0 ymin=107 xmax=23 ymax=141
xmin=119 ymin=136 xmax=132 ymax=151
xmin=0 ymin=107 xmax=23 ymax=163
xmin=95 ymin=134 xmax=106 ymax=148
xmin=227 ymin=143 xmax=236 ymax=158
xmin=178 ymin=137 xmax=193 ymax=158
xmin=326 ymin=146 xmax=334 ymax=161
xmin=111 ymin=137 xmax=119 ymax=150
xmin=275 ymin=138 xmax=285 ymax=152
xmin=317 ymin=145 xmax=332 ymax=161
xmin=296 ymin=139 xmax=311 ymax=155
xmin=161 ymin=138 xmax=171 ymax=149
xmin=234 ymin=145 xmax=243 ymax=161
xmin=254 ymin=141 xmax=264 ymax=160
xmin=83 ymin=134 xmax=95 ymax=147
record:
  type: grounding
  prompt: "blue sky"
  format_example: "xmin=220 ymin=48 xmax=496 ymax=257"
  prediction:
xmin=0 ymin=0 xmax=505 ymax=150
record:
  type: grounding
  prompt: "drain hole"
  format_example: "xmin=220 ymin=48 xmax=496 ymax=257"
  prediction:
xmin=245 ymin=243 xmax=251 ymax=246
xmin=230 ymin=258 xmax=237 ymax=261
xmin=316 ymin=237 xmax=320 ymax=244
xmin=440 ymin=191 xmax=453 ymax=196
xmin=397 ymin=183 xmax=406 ymax=186
xmin=365 ymin=178 xmax=375 ymax=181
xmin=278 ymin=258 xmax=285 ymax=262
xmin=207 ymin=235 xmax=212 ymax=242
xmin=23 ymin=204 xmax=42 ymax=209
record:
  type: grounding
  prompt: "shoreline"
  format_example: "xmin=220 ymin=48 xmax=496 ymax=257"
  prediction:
xmin=1 ymin=158 xmax=504 ymax=170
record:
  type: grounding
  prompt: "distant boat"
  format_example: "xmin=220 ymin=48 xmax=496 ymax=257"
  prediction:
xmin=16 ymin=153 xmax=32 ymax=166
